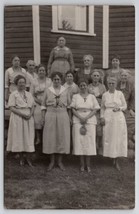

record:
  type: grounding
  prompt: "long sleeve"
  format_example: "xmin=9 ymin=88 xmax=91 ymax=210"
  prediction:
xmin=128 ymin=86 xmax=135 ymax=111
xmin=47 ymin=49 xmax=54 ymax=72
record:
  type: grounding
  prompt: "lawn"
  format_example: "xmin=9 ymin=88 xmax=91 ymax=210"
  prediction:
xmin=4 ymin=153 xmax=135 ymax=209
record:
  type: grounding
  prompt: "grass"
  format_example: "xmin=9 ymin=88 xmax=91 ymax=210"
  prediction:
xmin=4 ymin=153 xmax=135 ymax=209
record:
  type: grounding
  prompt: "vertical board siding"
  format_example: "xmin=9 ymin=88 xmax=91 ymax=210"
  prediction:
xmin=109 ymin=6 xmax=135 ymax=69
xmin=39 ymin=6 xmax=103 ymax=69
xmin=4 ymin=6 xmax=33 ymax=70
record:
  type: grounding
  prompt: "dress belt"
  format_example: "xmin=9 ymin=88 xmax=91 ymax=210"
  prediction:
xmin=77 ymin=109 xmax=91 ymax=112
xmin=54 ymin=58 xmax=67 ymax=61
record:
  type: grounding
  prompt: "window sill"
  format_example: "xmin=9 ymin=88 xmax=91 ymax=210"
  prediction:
xmin=51 ymin=29 xmax=96 ymax=37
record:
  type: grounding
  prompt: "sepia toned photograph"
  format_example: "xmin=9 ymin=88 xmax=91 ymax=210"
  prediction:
xmin=4 ymin=5 xmax=135 ymax=209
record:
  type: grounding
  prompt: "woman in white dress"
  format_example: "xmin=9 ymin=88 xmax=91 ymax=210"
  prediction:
xmin=30 ymin=64 xmax=52 ymax=145
xmin=70 ymin=79 xmax=100 ymax=172
xmin=101 ymin=76 xmax=128 ymax=170
xmin=7 ymin=75 xmax=35 ymax=166
xmin=88 ymin=70 xmax=106 ymax=153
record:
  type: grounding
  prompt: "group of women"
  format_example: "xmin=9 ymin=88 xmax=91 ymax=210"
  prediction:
xmin=5 ymin=36 xmax=135 ymax=172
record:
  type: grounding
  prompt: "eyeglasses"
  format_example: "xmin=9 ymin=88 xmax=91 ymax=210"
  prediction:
xmin=93 ymin=75 xmax=100 ymax=77
xmin=54 ymin=78 xmax=60 ymax=81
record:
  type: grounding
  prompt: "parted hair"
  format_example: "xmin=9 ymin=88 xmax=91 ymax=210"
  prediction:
xmin=14 ymin=74 xmax=26 ymax=85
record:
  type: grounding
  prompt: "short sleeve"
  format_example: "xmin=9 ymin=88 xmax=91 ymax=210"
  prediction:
xmin=92 ymin=95 xmax=100 ymax=110
xmin=70 ymin=94 xmax=77 ymax=108
xmin=27 ymin=92 xmax=35 ymax=107
xmin=8 ymin=92 xmax=16 ymax=107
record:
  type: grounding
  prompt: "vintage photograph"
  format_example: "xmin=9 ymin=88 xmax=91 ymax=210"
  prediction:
xmin=4 ymin=5 xmax=135 ymax=209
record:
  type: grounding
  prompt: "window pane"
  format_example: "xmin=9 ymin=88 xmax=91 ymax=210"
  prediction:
xmin=58 ymin=6 xmax=87 ymax=32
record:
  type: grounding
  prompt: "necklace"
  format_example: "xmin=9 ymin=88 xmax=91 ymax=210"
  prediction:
xmin=80 ymin=93 xmax=88 ymax=102
xmin=18 ymin=90 xmax=27 ymax=103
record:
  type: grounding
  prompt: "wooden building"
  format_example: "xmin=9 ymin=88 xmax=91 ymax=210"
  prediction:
xmin=4 ymin=5 xmax=135 ymax=71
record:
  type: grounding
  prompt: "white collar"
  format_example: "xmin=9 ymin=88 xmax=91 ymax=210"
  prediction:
xmin=49 ymin=85 xmax=66 ymax=96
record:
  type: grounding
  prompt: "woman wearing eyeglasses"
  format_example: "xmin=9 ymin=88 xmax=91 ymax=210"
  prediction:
xmin=75 ymin=55 xmax=94 ymax=84
xmin=88 ymin=70 xmax=106 ymax=154
xmin=41 ymin=72 xmax=71 ymax=171
xmin=101 ymin=76 xmax=128 ymax=171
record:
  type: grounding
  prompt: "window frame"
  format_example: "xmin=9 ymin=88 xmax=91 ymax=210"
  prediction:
xmin=51 ymin=5 xmax=96 ymax=36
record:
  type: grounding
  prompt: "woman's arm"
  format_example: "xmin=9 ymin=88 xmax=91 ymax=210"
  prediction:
xmin=5 ymin=88 xmax=9 ymax=103
xmin=41 ymin=89 xmax=48 ymax=125
xmin=10 ymin=107 xmax=25 ymax=118
xmin=68 ymin=49 xmax=75 ymax=72
xmin=47 ymin=49 xmax=54 ymax=76
xmin=72 ymin=108 xmax=86 ymax=124
xmin=5 ymin=69 xmax=10 ymax=103
xmin=84 ymin=109 xmax=97 ymax=120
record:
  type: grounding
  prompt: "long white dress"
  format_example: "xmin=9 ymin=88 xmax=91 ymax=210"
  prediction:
xmin=101 ymin=90 xmax=128 ymax=158
xmin=7 ymin=90 xmax=35 ymax=152
xmin=70 ymin=94 xmax=100 ymax=155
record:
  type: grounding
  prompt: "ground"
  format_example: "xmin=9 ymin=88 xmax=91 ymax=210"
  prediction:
xmin=4 ymin=153 xmax=135 ymax=209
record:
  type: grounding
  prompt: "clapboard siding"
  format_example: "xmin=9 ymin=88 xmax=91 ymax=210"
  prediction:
xmin=4 ymin=6 xmax=33 ymax=70
xmin=39 ymin=5 xmax=103 ymax=69
xmin=109 ymin=6 xmax=135 ymax=69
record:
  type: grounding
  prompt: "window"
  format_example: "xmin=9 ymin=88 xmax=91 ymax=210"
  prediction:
xmin=52 ymin=5 xmax=96 ymax=36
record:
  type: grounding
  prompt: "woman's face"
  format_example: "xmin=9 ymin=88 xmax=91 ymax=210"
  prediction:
xmin=57 ymin=37 xmax=66 ymax=47
xmin=108 ymin=80 xmax=117 ymax=91
xmin=79 ymin=82 xmax=88 ymax=93
xmin=66 ymin=73 xmax=73 ymax=83
xmin=112 ymin=58 xmax=120 ymax=68
xmin=27 ymin=61 xmax=35 ymax=72
xmin=84 ymin=57 xmax=92 ymax=67
xmin=120 ymin=72 xmax=128 ymax=82
xmin=17 ymin=78 xmax=26 ymax=91
xmin=53 ymin=75 xmax=62 ymax=87
xmin=12 ymin=57 xmax=20 ymax=67
xmin=91 ymin=71 xmax=100 ymax=83
xmin=38 ymin=66 xmax=46 ymax=78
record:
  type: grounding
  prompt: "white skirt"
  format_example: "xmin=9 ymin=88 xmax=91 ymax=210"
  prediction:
xmin=72 ymin=123 xmax=97 ymax=156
